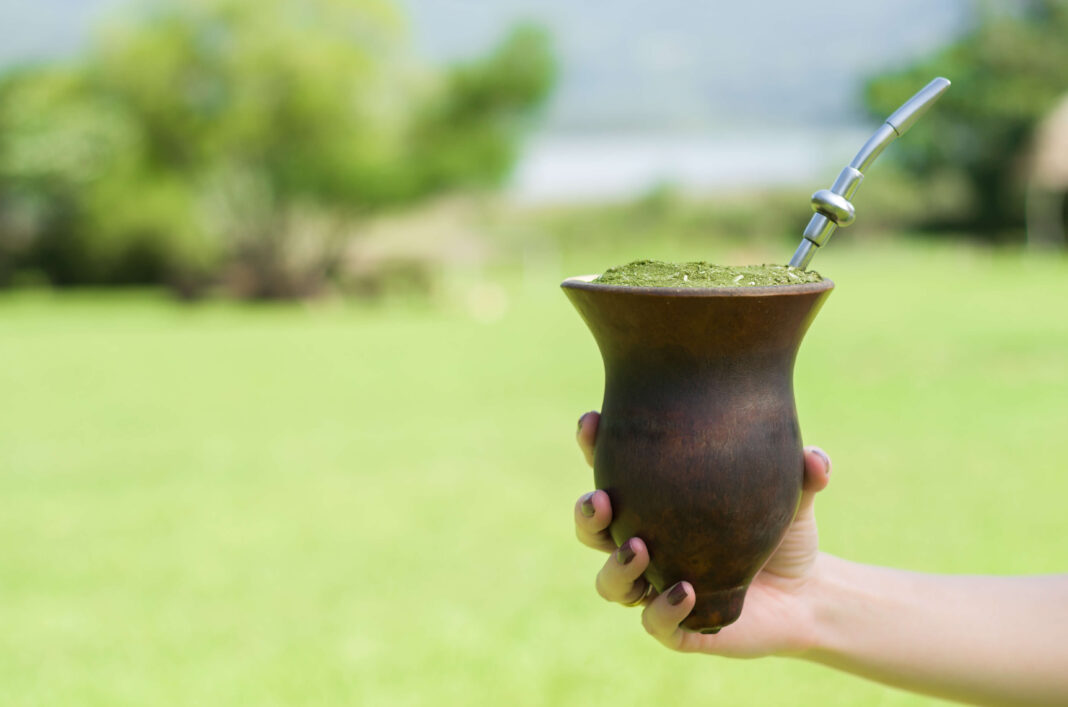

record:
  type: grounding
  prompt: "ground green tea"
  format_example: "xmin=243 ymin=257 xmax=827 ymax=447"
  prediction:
xmin=592 ymin=260 xmax=823 ymax=288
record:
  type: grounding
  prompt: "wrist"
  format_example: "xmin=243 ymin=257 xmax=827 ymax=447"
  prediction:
xmin=759 ymin=552 xmax=841 ymax=659
xmin=798 ymin=552 xmax=913 ymax=667
xmin=792 ymin=552 xmax=851 ymax=660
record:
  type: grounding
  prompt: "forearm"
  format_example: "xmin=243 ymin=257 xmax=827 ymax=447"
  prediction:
xmin=801 ymin=553 xmax=1068 ymax=706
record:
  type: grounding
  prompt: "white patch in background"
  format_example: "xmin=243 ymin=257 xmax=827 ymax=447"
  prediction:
xmin=508 ymin=128 xmax=871 ymax=204
xmin=465 ymin=282 xmax=509 ymax=324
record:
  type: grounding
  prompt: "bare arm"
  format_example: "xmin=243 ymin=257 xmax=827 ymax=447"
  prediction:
xmin=804 ymin=555 xmax=1068 ymax=706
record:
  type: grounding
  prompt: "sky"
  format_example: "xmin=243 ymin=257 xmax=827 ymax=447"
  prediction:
xmin=1 ymin=0 xmax=974 ymax=132
xmin=406 ymin=0 xmax=973 ymax=131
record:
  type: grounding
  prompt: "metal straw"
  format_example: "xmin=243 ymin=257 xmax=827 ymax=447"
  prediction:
xmin=789 ymin=77 xmax=951 ymax=270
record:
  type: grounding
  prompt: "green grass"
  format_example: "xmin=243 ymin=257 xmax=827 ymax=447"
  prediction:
xmin=1 ymin=241 xmax=1066 ymax=705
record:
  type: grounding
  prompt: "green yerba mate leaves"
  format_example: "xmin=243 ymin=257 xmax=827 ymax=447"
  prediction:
xmin=592 ymin=260 xmax=823 ymax=288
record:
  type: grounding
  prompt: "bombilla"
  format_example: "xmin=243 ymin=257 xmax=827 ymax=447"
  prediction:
xmin=788 ymin=77 xmax=951 ymax=270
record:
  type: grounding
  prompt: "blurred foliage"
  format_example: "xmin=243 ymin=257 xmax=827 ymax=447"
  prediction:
xmin=864 ymin=0 xmax=1068 ymax=240
xmin=518 ymin=184 xmax=816 ymax=262
xmin=0 ymin=0 xmax=554 ymax=297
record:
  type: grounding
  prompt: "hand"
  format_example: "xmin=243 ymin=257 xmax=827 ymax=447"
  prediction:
xmin=573 ymin=410 xmax=832 ymax=658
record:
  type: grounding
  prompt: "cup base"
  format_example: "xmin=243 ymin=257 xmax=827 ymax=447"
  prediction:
xmin=681 ymin=585 xmax=748 ymax=633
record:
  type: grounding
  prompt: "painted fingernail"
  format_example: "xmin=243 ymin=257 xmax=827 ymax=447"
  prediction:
xmin=811 ymin=446 xmax=831 ymax=471
xmin=666 ymin=582 xmax=689 ymax=606
xmin=580 ymin=492 xmax=596 ymax=517
xmin=577 ymin=412 xmax=590 ymax=432
xmin=616 ymin=539 xmax=636 ymax=565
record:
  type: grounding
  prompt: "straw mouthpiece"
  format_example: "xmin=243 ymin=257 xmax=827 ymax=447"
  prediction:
xmin=885 ymin=77 xmax=951 ymax=136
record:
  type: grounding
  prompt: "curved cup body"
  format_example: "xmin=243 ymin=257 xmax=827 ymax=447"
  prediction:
xmin=562 ymin=277 xmax=833 ymax=632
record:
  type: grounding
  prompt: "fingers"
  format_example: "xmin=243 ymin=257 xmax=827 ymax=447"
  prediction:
xmin=574 ymin=490 xmax=616 ymax=552
xmin=640 ymin=581 xmax=697 ymax=651
xmin=574 ymin=412 xmax=612 ymax=551
xmin=576 ymin=411 xmax=599 ymax=467
xmin=594 ymin=538 xmax=651 ymax=604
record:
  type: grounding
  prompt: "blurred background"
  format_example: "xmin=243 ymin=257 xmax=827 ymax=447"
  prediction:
xmin=1 ymin=0 xmax=1065 ymax=704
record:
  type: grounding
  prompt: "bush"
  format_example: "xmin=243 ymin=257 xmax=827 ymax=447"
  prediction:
xmin=0 ymin=0 xmax=554 ymax=297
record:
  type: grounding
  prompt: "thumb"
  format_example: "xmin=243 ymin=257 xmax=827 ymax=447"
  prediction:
xmin=798 ymin=446 xmax=832 ymax=518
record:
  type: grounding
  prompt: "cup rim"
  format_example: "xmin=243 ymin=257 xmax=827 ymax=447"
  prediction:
xmin=561 ymin=274 xmax=834 ymax=297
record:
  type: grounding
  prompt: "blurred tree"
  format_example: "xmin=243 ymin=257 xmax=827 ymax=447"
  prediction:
xmin=863 ymin=0 xmax=1068 ymax=240
xmin=0 ymin=0 xmax=554 ymax=296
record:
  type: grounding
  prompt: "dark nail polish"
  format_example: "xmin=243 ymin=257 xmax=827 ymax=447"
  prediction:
xmin=616 ymin=539 xmax=636 ymax=565
xmin=577 ymin=412 xmax=589 ymax=432
xmin=666 ymin=583 xmax=688 ymax=606
xmin=811 ymin=446 xmax=831 ymax=471
xmin=580 ymin=492 xmax=595 ymax=517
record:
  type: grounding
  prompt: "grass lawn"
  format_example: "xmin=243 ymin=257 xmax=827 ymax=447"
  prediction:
xmin=1 ymin=240 xmax=1066 ymax=705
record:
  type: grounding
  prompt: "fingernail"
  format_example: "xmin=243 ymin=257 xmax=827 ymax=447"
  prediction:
xmin=811 ymin=446 xmax=831 ymax=472
xmin=666 ymin=582 xmax=689 ymax=606
xmin=580 ymin=492 xmax=595 ymax=517
xmin=577 ymin=412 xmax=590 ymax=432
xmin=616 ymin=539 xmax=636 ymax=565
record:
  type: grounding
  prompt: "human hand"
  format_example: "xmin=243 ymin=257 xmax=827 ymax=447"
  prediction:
xmin=574 ymin=410 xmax=831 ymax=658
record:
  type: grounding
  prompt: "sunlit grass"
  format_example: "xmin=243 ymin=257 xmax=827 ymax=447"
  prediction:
xmin=1 ymin=241 xmax=1065 ymax=705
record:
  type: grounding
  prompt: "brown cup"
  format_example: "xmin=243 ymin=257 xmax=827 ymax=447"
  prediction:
xmin=562 ymin=275 xmax=833 ymax=632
